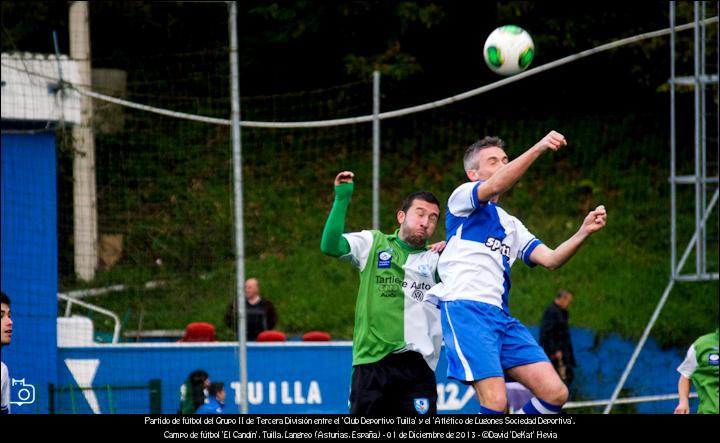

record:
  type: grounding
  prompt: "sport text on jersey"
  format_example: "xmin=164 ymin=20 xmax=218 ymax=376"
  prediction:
xmin=485 ymin=237 xmax=511 ymax=258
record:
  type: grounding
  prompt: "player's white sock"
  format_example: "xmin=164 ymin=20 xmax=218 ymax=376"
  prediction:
xmin=516 ymin=397 xmax=562 ymax=414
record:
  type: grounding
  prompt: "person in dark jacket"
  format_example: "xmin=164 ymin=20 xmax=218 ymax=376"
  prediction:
xmin=539 ymin=289 xmax=576 ymax=386
xmin=225 ymin=278 xmax=277 ymax=340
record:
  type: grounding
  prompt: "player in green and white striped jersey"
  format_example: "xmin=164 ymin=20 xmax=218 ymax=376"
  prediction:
xmin=321 ymin=171 xmax=444 ymax=415
xmin=675 ymin=329 xmax=719 ymax=414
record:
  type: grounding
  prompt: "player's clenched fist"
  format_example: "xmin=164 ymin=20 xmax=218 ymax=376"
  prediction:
xmin=581 ymin=205 xmax=607 ymax=234
xmin=534 ymin=130 xmax=567 ymax=152
xmin=334 ymin=171 xmax=354 ymax=186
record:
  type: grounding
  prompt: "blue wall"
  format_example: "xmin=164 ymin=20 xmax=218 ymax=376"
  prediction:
xmin=526 ymin=327 xmax=697 ymax=414
xmin=1 ymin=133 xmax=58 ymax=414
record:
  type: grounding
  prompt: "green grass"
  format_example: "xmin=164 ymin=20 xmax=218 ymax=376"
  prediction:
xmin=59 ymin=111 xmax=719 ymax=347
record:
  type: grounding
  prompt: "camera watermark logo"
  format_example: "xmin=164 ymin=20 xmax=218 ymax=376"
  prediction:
xmin=10 ymin=378 xmax=36 ymax=406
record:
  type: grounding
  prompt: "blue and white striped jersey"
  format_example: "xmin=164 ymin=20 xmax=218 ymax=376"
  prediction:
xmin=427 ymin=181 xmax=543 ymax=313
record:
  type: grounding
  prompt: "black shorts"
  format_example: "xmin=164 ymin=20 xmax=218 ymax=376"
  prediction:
xmin=350 ymin=351 xmax=437 ymax=416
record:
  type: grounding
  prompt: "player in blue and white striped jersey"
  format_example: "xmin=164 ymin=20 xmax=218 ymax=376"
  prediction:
xmin=428 ymin=132 xmax=607 ymax=415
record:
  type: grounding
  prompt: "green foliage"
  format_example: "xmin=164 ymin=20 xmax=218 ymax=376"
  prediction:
xmin=395 ymin=2 xmax=445 ymax=31
xmin=344 ymin=41 xmax=424 ymax=80
xmin=248 ymin=1 xmax=322 ymax=41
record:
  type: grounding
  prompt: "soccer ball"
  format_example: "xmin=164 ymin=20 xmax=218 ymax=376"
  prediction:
xmin=483 ymin=25 xmax=535 ymax=76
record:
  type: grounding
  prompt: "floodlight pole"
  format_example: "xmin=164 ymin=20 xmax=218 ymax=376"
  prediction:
xmin=229 ymin=0 xmax=248 ymax=415
xmin=670 ymin=1 xmax=677 ymax=278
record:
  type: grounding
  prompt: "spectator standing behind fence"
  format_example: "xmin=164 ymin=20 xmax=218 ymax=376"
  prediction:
xmin=539 ymin=289 xmax=576 ymax=386
xmin=225 ymin=278 xmax=278 ymax=341
xmin=196 ymin=382 xmax=227 ymax=414
xmin=178 ymin=369 xmax=210 ymax=414
xmin=674 ymin=329 xmax=719 ymax=414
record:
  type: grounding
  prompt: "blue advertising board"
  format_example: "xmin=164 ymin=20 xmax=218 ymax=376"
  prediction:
xmin=53 ymin=328 xmax=694 ymax=414
xmin=55 ymin=342 xmax=481 ymax=414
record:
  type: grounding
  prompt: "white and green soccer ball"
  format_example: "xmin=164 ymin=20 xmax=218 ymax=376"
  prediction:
xmin=483 ymin=25 xmax=535 ymax=76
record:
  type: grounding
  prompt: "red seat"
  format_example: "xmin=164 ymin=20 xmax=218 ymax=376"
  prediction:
xmin=302 ymin=331 xmax=331 ymax=342
xmin=256 ymin=330 xmax=286 ymax=342
xmin=178 ymin=322 xmax=216 ymax=342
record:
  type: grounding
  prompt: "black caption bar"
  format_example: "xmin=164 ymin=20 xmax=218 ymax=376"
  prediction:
xmin=5 ymin=413 xmax=709 ymax=441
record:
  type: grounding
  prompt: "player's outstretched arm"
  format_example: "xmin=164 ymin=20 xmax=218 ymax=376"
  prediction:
xmin=320 ymin=171 xmax=354 ymax=257
xmin=529 ymin=205 xmax=607 ymax=270
xmin=477 ymin=131 xmax=567 ymax=202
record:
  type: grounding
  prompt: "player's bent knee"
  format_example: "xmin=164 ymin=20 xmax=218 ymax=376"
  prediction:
xmin=480 ymin=393 xmax=508 ymax=412
xmin=551 ymin=384 xmax=569 ymax=405
xmin=537 ymin=381 xmax=568 ymax=406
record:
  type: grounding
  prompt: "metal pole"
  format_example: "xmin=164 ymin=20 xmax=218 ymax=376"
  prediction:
xmin=372 ymin=70 xmax=381 ymax=230
xmin=229 ymin=1 xmax=248 ymax=415
xmin=604 ymin=188 xmax=720 ymax=413
xmin=670 ymin=1 xmax=677 ymax=278
xmin=52 ymin=31 xmax=65 ymax=85
xmin=566 ymin=392 xmax=699 ymax=410
xmin=693 ymin=3 xmax=702 ymax=278
xmin=699 ymin=1 xmax=707 ymax=277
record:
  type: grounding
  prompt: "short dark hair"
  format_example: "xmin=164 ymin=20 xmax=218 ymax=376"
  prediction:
xmin=555 ymin=289 xmax=572 ymax=299
xmin=400 ymin=191 xmax=441 ymax=214
xmin=0 ymin=291 xmax=9 ymax=306
xmin=208 ymin=381 xmax=224 ymax=397
xmin=464 ymin=136 xmax=506 ymax=171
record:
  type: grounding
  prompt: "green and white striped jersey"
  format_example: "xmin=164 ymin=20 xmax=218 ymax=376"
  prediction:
xmin=677 ymin=330 xmax=719 ymax=414
xmin=341 ymin=229 xmax=442 ymax=369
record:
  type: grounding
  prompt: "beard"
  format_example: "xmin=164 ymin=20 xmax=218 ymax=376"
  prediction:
xmin=402 ymin=228 xmax=427 ymax=246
